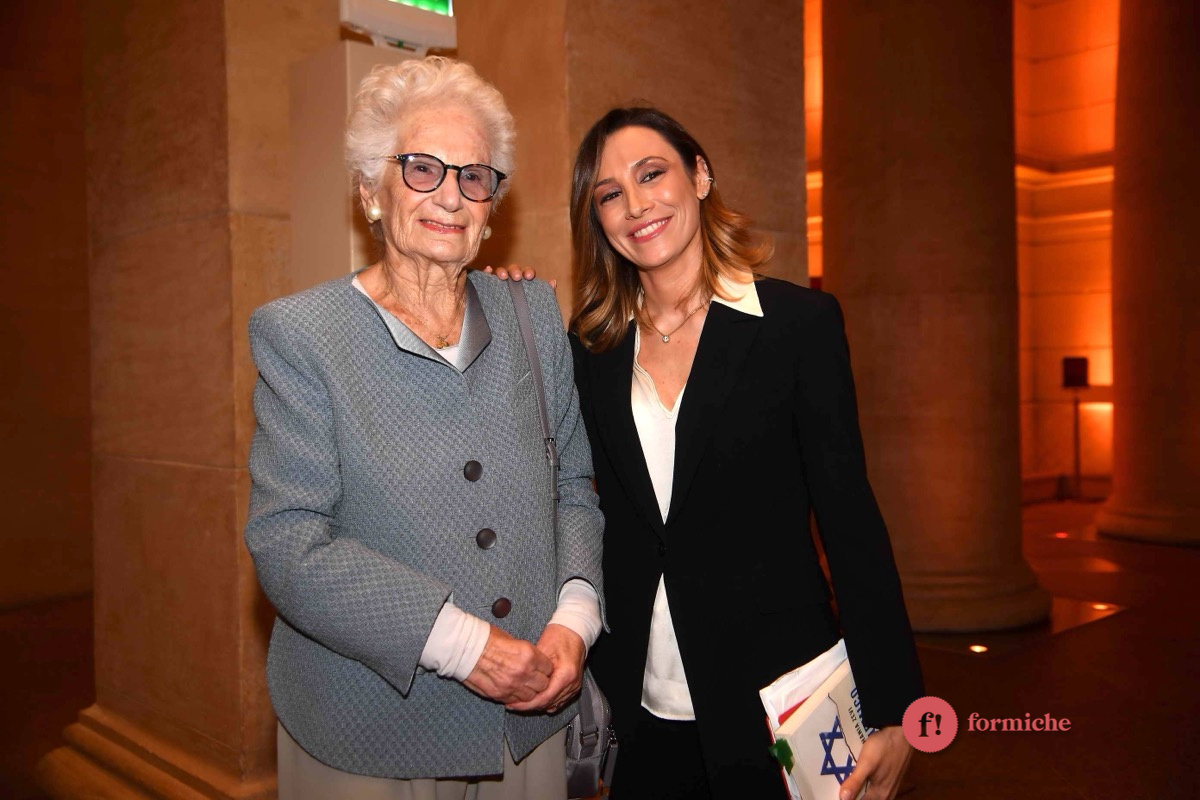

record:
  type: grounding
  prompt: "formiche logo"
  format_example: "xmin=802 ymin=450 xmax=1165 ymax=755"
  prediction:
xmin=903 ymin=697 xmax=1075 ymax=753
xmin=901 ymin=697 xmax=958 ymax=752
xmin=968 ymin=713 xmax=1072 ymax=732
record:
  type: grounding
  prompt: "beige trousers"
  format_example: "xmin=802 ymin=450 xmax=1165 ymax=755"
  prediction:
xmin=277 ymin=723 xmax=568 ymax=800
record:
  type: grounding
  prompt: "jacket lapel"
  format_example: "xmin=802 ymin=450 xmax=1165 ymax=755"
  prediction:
xmin=348 ymin=276 xmax=492 ymax=371
xmin=666 ymin=302 xmax=762 ymax=528
xmin=590 ymin=322 xmax=668 ymax=542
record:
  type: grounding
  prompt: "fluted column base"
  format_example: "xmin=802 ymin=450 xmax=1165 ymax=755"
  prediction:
xmin=904 ymin=567 xmax=1050 ymax=633
xmin=37 ymin=705 xmax=274 ymax=800
xmin=1095 ymin=502 xmax=1200 ymax=546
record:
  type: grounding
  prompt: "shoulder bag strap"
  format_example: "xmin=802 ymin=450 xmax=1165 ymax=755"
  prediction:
xmin=508 ymin=281 xmax=612 ymax=789
xmin=507 ymin=281 xmax=560 ymax=511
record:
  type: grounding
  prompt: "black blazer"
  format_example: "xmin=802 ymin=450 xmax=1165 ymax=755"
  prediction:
xmin=571 ymin=278 xmax=923 ymax=798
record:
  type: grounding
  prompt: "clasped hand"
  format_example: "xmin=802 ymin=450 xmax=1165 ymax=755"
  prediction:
xmin=463 ymin=623 xmax=585 ymax=714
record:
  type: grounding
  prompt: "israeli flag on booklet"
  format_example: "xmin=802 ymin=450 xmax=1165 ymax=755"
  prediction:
xmin=760 ymin=639 xmax=876 ymax=800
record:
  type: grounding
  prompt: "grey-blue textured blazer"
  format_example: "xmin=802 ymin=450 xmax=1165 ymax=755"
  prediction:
xmin=245 ymin=270 xmax=605 ymax=779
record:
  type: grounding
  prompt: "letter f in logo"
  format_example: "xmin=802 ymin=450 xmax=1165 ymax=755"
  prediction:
xmin=918 ymin=711 xmax=934 ymax=738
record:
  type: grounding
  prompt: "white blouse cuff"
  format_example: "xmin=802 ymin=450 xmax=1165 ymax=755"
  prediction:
xmin=548 ymin=578 xmax=602 ymax=651
xmin=419 ymin=599 xmax=491 ymax=682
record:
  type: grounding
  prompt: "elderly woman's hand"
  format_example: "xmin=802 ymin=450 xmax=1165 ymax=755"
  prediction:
xmin=505 ymin=623 xmax=585 ymax=714
xmin=483 ymin=265 xmax=557 ymax=292
xmin=463 ymin=625 xmax=554 ymax=705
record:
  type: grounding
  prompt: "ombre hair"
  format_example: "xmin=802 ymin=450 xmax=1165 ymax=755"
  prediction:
xmin=569 ymin=107 xmax=774 ymax=353
xmin=345 ymin=57 xmax=515 ymax=218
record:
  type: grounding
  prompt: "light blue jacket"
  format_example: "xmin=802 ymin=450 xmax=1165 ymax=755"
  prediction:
xmin=246 ymin=271 xmax=604 ymax=778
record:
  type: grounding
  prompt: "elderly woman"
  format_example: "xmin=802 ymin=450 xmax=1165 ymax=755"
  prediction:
xmin=561 ymin=107 xmax=923 ymax=800
xmin=245 ymin=57 xmax=604 ymax=799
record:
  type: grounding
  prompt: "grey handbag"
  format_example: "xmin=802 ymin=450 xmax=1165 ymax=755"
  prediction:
xmin=507 ymin=281 xmax=618 ymax=798
xmin=563 ymin=668 xmax=619 ymax=798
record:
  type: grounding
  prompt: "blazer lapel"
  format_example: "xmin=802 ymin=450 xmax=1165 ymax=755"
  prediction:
xmin=667 ymin=302 xmax=762 ymax=527
xmin=456 ymin=279 xmax=492 ymax=371
xmin=590 ymin=322 xmax=668 ymax=542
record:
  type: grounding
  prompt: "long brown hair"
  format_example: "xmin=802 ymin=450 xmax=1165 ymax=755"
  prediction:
xmin=569 ymin=107 xmax=774 ymax=353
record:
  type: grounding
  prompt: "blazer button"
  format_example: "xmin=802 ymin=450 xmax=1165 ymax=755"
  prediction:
xmin=464 ymin=460 xmax=483 ymax=482
xmin=657 ymin=543 xmax=667 ymax=557
xmin=476 ymin=528 xmax=497 ymax=549
xmin=491 ymin=598 xmax=512 ymax=618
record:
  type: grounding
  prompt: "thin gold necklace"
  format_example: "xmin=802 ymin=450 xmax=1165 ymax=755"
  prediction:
xmin=385 ymin=292 xmax=465 ymax=349
xmin=646 ymin=300 xmax=709 ymax=343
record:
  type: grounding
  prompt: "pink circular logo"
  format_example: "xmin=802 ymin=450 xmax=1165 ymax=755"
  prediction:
xmin=902 ymin=696 xmax=958 ymax=752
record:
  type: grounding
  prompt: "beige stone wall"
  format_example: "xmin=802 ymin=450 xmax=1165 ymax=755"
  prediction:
xmin=568 ymin=0 xmax=809 ymax=291
xmin=455 ymin=0 xmax=575 ymax=303
xmin=458 ymin=0 xmax=809 ymax=311
xmin=0 ymin=0 xmax=92 ymax=608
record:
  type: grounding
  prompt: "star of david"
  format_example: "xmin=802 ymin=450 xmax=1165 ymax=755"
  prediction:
xmin=819 ymin=716 xmax=856 ymax=784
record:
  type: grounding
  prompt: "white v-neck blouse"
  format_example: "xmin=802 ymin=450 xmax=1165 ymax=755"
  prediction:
xmin=633 ymin=275 xmax=763 ymax=721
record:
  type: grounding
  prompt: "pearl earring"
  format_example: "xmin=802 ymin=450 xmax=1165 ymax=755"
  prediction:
xmin=482 ymin=225 xmax=492 ymax=240
xmin=366 ymin=205 xmax=382 ymax=222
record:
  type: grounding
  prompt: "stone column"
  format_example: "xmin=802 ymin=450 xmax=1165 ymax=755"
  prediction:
xmin=822 ymin=0 xmax=1048 ymax=631
xmin=1095 ymin=1 xmax=1200 ymax=545
xmin=36 ymin=1 xmax=339 ymax=797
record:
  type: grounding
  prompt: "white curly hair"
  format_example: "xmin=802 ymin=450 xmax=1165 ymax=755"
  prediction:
xmin=345 ymin=56 xmax=515 ymax=207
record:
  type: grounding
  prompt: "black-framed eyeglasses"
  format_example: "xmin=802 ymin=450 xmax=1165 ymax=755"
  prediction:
xmin=382 ymin=153 xmax=507 ymax=202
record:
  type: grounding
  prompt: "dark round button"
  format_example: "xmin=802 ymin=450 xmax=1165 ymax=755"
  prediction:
xmin=657 ymin=543 xmax=667 ymax=557
xmin=491 ymin=597 xmax=512 ymax=618
xmin=464 ymin=460 xmax=483 ymax=482
xmin=476 ymin=528 xmax=497 ymax=549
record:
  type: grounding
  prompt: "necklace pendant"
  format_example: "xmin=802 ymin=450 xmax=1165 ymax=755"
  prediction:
xmin=661 ymin=334 xmax=670 ymax=343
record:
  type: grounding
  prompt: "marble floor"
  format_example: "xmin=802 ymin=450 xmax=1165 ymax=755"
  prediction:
xmin=2 ymin=501 xmax=1197 ymax=798
xmin=905 ymin=501 xmax=1200 ymax=799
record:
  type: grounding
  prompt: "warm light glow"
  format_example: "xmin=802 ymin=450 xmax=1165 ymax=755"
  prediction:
xmin=1093 ymin=357 xmax=1113 ymax=388
xmin=804 ymin=0 xmax=822 ymax=167
xmin=1054 ymin=531 xmax=1070 ymax=539
xmin=1092 ymin=603 xmax=1112 ymax=611
xmin=1080 ymin=402 xmax=1114 ymax=475
xmin=1014 ymin=0 xmax=1117 ymax=158
xmin=969 ymin=645 xmax=989 ymax=654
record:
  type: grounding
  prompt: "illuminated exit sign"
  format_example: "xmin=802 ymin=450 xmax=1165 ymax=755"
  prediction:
xmin=388 ymin=0 xmax=452 ymax=15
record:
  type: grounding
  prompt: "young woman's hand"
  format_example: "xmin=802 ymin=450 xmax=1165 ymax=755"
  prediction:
xmin=838 ymin=726 xmax=913 ymax=800
xmin=483 ymin=265 xmax=556 ymax=291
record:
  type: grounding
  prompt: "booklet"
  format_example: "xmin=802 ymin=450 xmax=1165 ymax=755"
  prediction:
xmin=760 ymin=640 xmax=875 ymax=800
